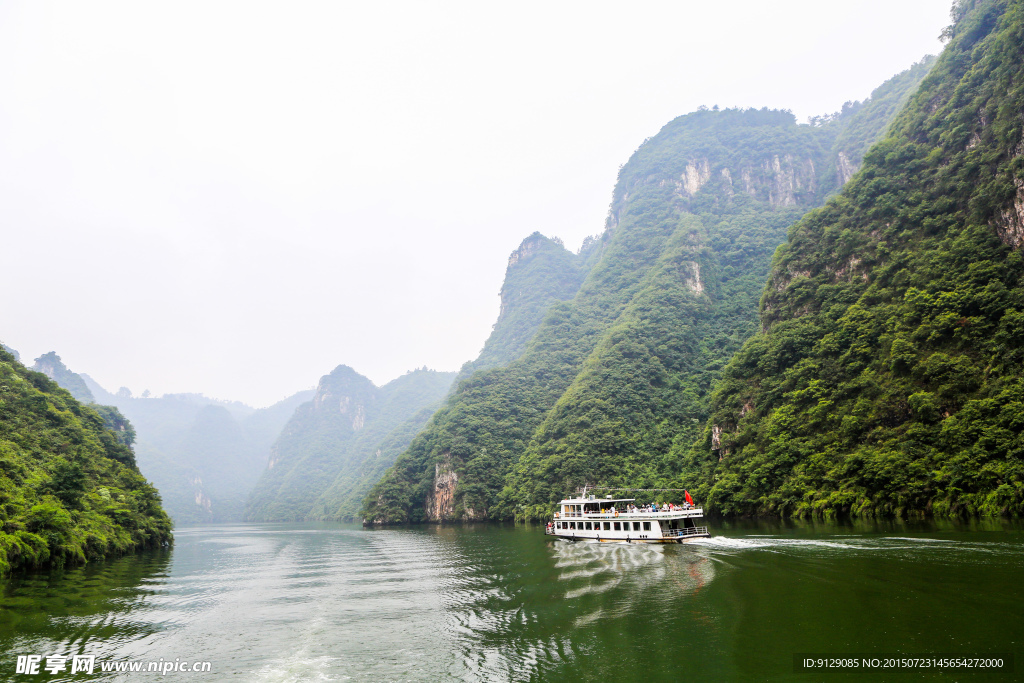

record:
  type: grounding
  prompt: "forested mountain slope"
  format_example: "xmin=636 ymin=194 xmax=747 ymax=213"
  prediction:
xmin=681 ymin=0 xmax=1024 ymax=518
xmin=363 ymin=59 xmax=933 ymax=523
xmin=0 ymin=348 xmax=171 ymax=575
xmin=244 ymin=366 xmax=455 ymax=521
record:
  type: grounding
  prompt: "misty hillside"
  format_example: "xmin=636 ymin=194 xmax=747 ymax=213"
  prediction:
xmin=79 ymin=375 xmax=313 ymax=524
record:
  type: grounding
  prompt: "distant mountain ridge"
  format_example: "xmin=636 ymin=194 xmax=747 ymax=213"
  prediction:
xmin=81 ymin=374 xmax=313 ymax=523
xmin=26 ymin=352 xmax=311 ymax=523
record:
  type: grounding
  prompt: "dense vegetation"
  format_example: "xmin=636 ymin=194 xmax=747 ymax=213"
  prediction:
xmin=245 ymin=366 xmax=456 ymax=521
xmin=0 ymin=348 xmax=172 ymax=575
xmin=680 ymin=0 xmax=1024 ymax=518
xmin=0 ymin=343 xmax=18 ymax=362
xmin=363 ymin=60 xmax=932 ymax=523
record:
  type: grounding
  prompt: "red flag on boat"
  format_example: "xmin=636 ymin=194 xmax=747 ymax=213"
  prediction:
xmin=684 ymin=490 xmax=694 ymax=506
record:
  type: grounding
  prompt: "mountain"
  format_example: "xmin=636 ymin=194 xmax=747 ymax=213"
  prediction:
xmin=0 ymin=347 xmax=172 ymax=575
xmin=244 ymin=366 xmax=456 ymax=521
xmin=459 ymin=232 xmax=602 ymax=377
xmin=80 ymin=376 xmax=314 ymax=524
xmin=681 ymin=0 xmax=1024 ymax=518
xmin=32 ymin=352 xmax=94 ymax=403
xmin=362 ymin=60 xmax=935 ymax=523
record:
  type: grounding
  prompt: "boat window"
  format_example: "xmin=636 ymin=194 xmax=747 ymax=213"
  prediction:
xmin=633 ymin=522 xmax=641 ymax=531
xmin=613 ymin=522 xmax=621 ymax=531
xmin=585 ymin=522 xmax=592 ymax=530
xmin=569 ymin=522 xmax=575 ymax=530
xmin=643 ymin=522 xmax=651 ymax=531
xmin=603 ymin=522 xmax=610 ymax=530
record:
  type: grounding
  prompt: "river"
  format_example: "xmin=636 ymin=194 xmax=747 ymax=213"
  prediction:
xmin=1 ymin=520 xmax=1021 ymax=681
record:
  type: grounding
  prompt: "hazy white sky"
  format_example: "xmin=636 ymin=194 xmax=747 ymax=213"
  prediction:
xmin=0 ymin=0 xmax=950 ymax=407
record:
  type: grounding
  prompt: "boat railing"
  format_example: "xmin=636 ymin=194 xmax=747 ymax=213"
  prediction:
xmin=661 ymin=526 xmax=708 ymax=538
xmin=556 ymin=509 xmax=702 ymax=519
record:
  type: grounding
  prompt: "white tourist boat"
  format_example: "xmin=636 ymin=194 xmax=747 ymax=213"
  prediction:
xmin=544 ymin=487 xmax=710 ymax=543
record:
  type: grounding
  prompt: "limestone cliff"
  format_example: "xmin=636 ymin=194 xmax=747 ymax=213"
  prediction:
xmin=425 ymin=452 xmax=459 ymax=520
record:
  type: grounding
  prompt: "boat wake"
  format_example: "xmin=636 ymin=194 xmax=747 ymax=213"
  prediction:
xmin=688 ymin=536 xmax=851 ymax=550
xmin=683 ymin=533 xmax=1002 ymax=556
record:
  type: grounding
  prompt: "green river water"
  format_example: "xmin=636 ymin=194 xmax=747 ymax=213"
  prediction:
xmin=0 ymin=520 xmax=1021 ymax=682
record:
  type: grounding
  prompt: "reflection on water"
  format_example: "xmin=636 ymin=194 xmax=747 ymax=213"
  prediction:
xmin=0 ymin=521 xmax=1021 ymax=682
xmin=0 ymin=550 xmax=172 ymax=677
xmin=549 ymin=540 xmax=714 ymax=627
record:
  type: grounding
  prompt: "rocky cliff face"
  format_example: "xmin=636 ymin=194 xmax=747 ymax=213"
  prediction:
xmin=426 ymin=452 xmax=459 ymax=520
xmin=668 ymin=153 xmax=818 ymax=207
xmin=994 ymin=144 xmax=1024 ymax=248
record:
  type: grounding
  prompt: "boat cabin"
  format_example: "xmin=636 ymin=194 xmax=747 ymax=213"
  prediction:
xmin=546 ymin=492 xmax=710 ymax=544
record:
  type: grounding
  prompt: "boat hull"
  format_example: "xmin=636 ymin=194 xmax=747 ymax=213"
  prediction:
xmin=552 ymin=534 xmax=710 ymax=544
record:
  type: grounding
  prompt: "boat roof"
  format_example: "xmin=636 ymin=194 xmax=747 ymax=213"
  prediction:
xmin=559 ymin=497 xmax=635 ymax=504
